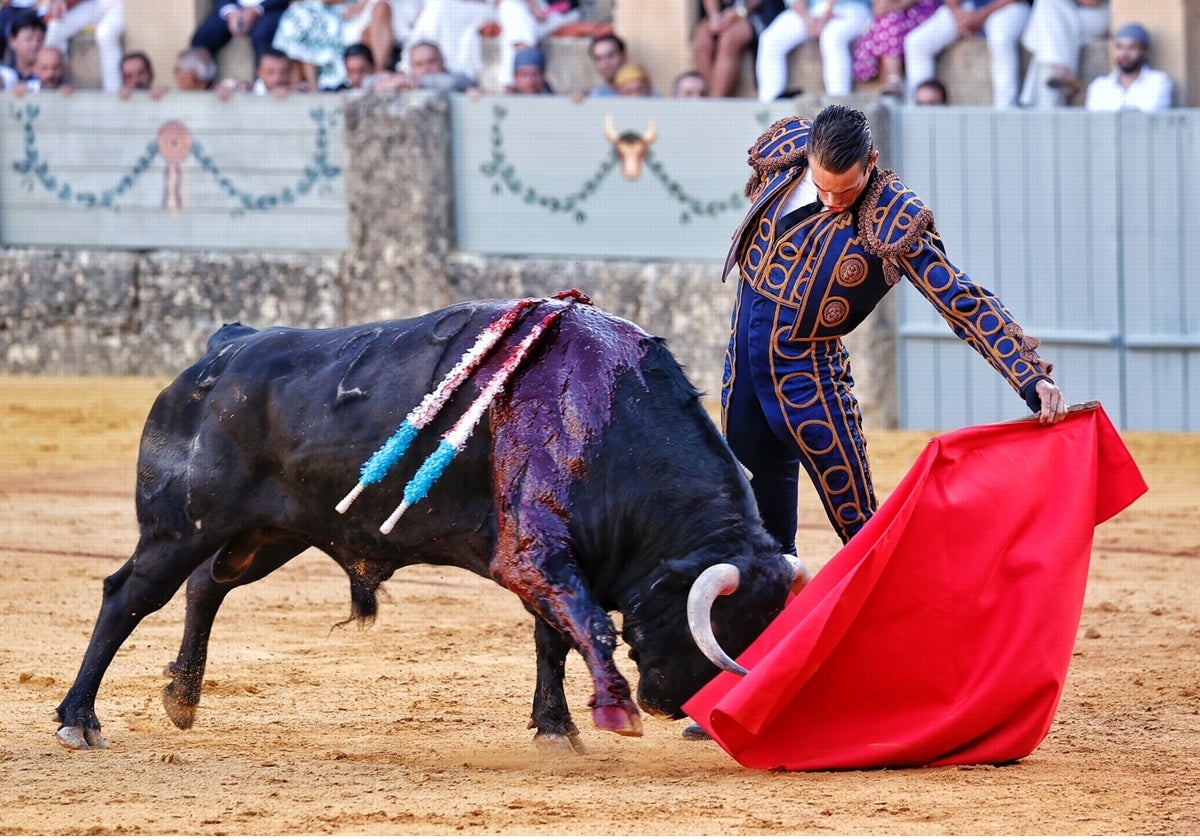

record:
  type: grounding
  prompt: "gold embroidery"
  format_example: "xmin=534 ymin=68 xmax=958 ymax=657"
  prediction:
xmin=822 ymin=298 xmax=850 ymax=327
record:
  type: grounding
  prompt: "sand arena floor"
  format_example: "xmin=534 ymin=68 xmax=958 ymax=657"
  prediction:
xmin=0 ymin=376 xmax=1197 ymax=835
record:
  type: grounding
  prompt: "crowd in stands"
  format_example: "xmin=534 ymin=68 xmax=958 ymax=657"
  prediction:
xmin=0 ymin=0 xmax=1178 ymax=110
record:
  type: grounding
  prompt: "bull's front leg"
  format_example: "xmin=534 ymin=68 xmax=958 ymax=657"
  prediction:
xmin=491 ymin=537 xmax=642 ymax=742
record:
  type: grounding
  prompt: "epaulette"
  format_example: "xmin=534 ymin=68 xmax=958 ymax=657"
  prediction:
xmin=858 ymin=169 xmax=936 ymax=285
xmin=744 ymin=116 xmax=811 ymax=198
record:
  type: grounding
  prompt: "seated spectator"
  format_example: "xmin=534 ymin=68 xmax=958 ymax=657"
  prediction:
xmin=0 ymin=1 xmax=39 ymax=66
xmin=43 ymin=0 xmax=123 ymax=93
xmin=253 ymin=45 xmax=300 ymax=95
xmin=14 ymin=44 xmax=70 ymax=95
xmin=672 ymin=68 xmax=708 ymax=97
xmin=384 ymin=37 xmax=477 ymax=89
xmin=215 ymin=45 xmax=297 ymax=97
xmin=273 ymin=0 xmax=400 ymax=91
xmin=1 ymin=10 xmax=46 ymax=89
xmin=911 ymin=75 xmax=947 ymax=104
xmin=118 ymin=49 xmax=166 ymax=98
xmin=404 ymin=0 xmax=495 ymax=83
xmin=342 ymin=40 xmax=377 ymax=87
xmin=754 ymin=0 xmax=873 ymax=102
xmin=191 ymin=0 xmax=295 ymax=68
xmin=1018 ymin=0 xmax=1109 ymax=109
xmin=581 ymin=31 xmax=624 ymax=97
xmin=613 ymin=61 xmax=655 ymax=97
xmin=904 ymin=0 xmax=1029 ymax=109
xmin=691 ymin=0 xmax=783 ymax=98
xmin=1084 ymin=22 xmax=1172 ymax=113
xmin=851 ymin=0 xmax=939 ymax=99
xmin=508 ymin=45 xmax=551 ymax=93
xmin=120 ymin=50 xmax=153 ymax=90
xmin=493 ymin=0 xmax=581 ymax=91
xmin=174 ymin=45 xmax=219 ymax=90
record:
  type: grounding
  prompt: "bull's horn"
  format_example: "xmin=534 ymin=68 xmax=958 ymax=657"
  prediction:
xmin=687 ymin=555 xmax=812 ymax=676
xmin=686 ymin=563 xmax=748 ymax=677
xmin=643 ymin=119 xmax=658 ymax=145
xmin=604 ymin=114 xmax=619 ymax=143
xmin=785 ymin=553 xmax=812 ymax=591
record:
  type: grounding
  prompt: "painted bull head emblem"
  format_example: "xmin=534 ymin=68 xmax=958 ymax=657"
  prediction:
xmin=604 ymin=115 xmax=658 ymax=181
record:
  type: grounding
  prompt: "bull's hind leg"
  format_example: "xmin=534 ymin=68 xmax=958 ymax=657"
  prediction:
xmin=529 ymin=616 xmax=586 ymax=754
xmin=55 ymin=536 xmax=224 ymax=750
xmin=162 ymin=534 xmax=308 ymax=730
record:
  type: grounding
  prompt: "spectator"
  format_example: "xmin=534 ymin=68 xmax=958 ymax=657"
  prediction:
xmin=404 ymin=38 xmax=475 ymax=89
xmin=493 ymin=0 xmax=581 ymax=91
xmin=342 ymin=40 xmax=377 ymax=87
xmin=852 ymin=0 xmax=940 ymax=99
xmin=13 ymin=44 xmax=71 ymax=95
xmin=509 ymin=45 xmax=551 ymax=93
xmin=754 ymin=0 xmax=873 ymax=102
xmin=215 ymin=45 xmax=295 ymax=97
xmin=43 ymin=0 xmax=123 ymax=93
xmin=582 ymin=31 xmax=624 ymax=97
xmin=252 ymin=45 xmax=298 ymax=95
xmin=404 ymin=0 xmax=495 ymax=83
xmin=1 ymin=10 xmax=46 ymax=88
xmin=0 ymin=1 xmax=38 ymax=66
xmin=691 ymin=0 xmax=784 ymax=98
xmin=613 ymin=61 xmax=655 ymax=97
xmin=904 ymin=0 xmax=1029 ymax=109
xmin=120 ymin=50 xmax=153 ymax=90
xmin=1018 ymin=0 xmax=1109 ymax=109
xmin=1084 ymin=22 xmax=1172 ymax=113
xmin=273 ymin=0 xmax=399 ymax=91
xmin=672 ymin=68 xmax=708 ymax=97
xmin=911 ymin=75 xmax=947 ymax=104
xmin=174 ymin=45 xmax=219 ymax=90
xmin=191 ymin=0 xmax=295 ymax=68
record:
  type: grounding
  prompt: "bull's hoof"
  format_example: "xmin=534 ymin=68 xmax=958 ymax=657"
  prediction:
xmin=682 ymin=723 xmax=713 ymax=741
xmin=56 ymin=725 xmax=107 ymax=750
xmin=533 ymin=731 xmax=587 ymax=755
xmin=162 ymin=686 xmax=197 ymax=730
xmin=592 ymin=704 xmax=642 ymax=736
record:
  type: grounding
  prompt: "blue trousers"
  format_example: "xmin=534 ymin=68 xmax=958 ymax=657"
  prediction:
xmin=191 ymin=8 xmax=289 ymax=65
xmin=722 ymin=280 xmax=877 ymax=549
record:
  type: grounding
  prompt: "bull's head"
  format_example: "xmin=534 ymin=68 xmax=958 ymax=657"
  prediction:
xmin=687 ymin=555 xmax=811 ymax=677
xmin=619 ymin=549 xmax=806 ymax=720
xmin=604 ymin=115 xmax=658 ymax=181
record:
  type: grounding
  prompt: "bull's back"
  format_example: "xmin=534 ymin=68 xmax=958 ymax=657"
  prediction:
xmin=134 ymin=302 xmax=509 ymax=555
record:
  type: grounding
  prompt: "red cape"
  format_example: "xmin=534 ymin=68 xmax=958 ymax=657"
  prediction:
xmin=683 ymin=404 xmax=1147 ymax=771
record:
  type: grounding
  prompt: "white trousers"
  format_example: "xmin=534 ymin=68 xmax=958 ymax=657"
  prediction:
xmin=44 ymin=0 xmax=125 ymax=93
xmin=1019 ymin=0 xmax=1109 ymax=107
xmin=755 ymin=4 xmax=872 ymax=102
xmin=494 ymin=0 xmax=579 ymax=88
xmin=903 ymin=1 xmax=1030 ymax=108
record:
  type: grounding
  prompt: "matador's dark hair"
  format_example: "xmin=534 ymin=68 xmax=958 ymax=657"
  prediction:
xmin=808 ymin=105 xmax=874 ymax=174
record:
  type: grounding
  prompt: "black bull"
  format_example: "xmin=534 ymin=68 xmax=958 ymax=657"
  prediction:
xmin=55 ymin=296 xmax=795 ymax=752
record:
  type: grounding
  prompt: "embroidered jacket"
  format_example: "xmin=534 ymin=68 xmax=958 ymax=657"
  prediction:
xmin=724 ymin=116 xmax=1053 ymax=406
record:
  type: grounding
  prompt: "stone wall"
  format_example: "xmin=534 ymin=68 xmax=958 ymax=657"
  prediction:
xmin=0 ymin=90 xmax=897 ymax=430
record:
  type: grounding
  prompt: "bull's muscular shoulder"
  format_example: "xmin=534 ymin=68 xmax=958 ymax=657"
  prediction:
xmin=858 ymin=169 xmax=936 ymax=260
xmin=743 ymin=115 xmax=811 ymax=198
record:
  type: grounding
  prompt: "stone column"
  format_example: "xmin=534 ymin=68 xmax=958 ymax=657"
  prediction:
xmin=1110 ymin=0 xmax=1199 ymax=106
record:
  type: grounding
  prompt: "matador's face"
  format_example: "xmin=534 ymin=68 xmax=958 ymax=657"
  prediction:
xmin=809 ymin=150 xmax=879 ymax=213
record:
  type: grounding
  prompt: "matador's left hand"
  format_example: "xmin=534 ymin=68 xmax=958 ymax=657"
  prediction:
xmin=1035 ymin=379 xmax=1068 ymax=425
